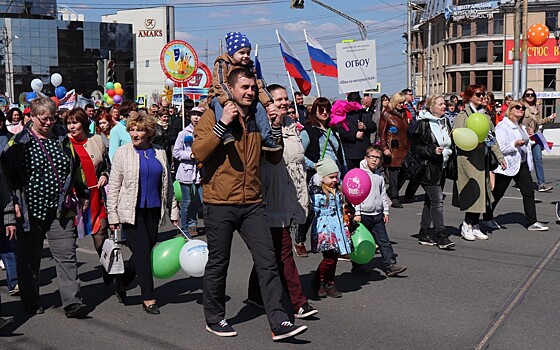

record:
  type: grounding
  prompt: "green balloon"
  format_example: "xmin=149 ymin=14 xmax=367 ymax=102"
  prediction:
xmin=173 ymin=180 xmax=182 ymax=202
xmin=151 ymin=237 xmax=185 ymax=279
xmin=349 ymin=223 xmax=377 ymax=265
xmin=453 ymin=128 xmax=479 ymax=152
xmin=466 ymin=113 xmax=490 ymax=143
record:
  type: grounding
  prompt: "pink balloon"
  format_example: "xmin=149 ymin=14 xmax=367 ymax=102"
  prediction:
xmin=342 ymin=168 xmax=372 ymax=205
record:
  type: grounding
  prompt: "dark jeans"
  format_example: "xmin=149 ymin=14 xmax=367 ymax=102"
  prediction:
xmin=420 ymin=184 xmax=445 ymax=232
xmin=386 ymin=166 xmax=407 ymax=202
xmin=360 ymin=214 xmax=396 ymax=268
xmin=248 ymin=226 xmax=307 ymax=312
xmin=17 ymin=212 xmax=81 ymax=308
xmin=0 ymin=231 xmax=18 ymax=291
xmin=203 ymin=203 xmax=288 ymax=330
xmin=121 ymin=208 xmax=160 ymax=301
xmin=483 ymin=162 xmax=537 ymax=226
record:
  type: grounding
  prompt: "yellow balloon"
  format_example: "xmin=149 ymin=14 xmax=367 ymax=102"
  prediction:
xmin=453 ymin=128 xmax=478 ymax=152
xmin=114 ymin=82 xmax=122 ymax=90
xmin=106 ymin=97 xmax=114 ymax=105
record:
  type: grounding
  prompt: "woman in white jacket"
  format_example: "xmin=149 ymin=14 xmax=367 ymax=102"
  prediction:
xmin=107 ymin=112 xmax=179 ymax=315
xmin=481 ymin=101 xmax=548 ymax=231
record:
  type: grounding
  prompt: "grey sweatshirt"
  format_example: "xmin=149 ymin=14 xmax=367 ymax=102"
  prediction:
xmin=355 ymin=159 xmax=390 ymax=216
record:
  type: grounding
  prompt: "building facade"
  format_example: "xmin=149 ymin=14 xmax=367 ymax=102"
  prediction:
xmin=0 ymin=0 xmax=133 ymax=104
xmin=411 ymin=0 xmax=560 ymax=115
xmin=103 ymin=6 xmax=175 ymax=105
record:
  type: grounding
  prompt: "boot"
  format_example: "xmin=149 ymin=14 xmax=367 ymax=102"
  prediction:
xmin=436 ymin=229 xmax=455 ymax=250
xmin=418 ymin=227 xmax=436 ymax=246
xmin=325 ymin=282 xmax=342 ymax=298
xmin=312 ymin=272 xmax=326 ymax=298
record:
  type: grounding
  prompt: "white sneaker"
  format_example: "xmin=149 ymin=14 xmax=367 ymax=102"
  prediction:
xmin=528 ymin=222 xmax=549 ymax=231
xmin=472 ymin=224 xmax=488 ymax=240
xmin=0 ymin=259 xmax=4 ymax=270
xmin=461 ymin=222 xmax=476 ymax=241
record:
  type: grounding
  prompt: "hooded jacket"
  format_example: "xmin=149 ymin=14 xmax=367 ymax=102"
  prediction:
xmin=355 ymin=159 xmax=389 ymax=217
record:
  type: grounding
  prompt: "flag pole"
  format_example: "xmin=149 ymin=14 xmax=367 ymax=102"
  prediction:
xmin=304 ymin=29 xmax=321 ymax=97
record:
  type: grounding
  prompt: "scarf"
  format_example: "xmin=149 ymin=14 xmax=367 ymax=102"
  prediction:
xmin=418 ymin=110 xmax=452 ymax=166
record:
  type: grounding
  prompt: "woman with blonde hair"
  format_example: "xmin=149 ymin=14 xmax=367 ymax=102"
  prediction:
xmin=379 ymin=92 xmax=410 ymax=208
xmin=107 ymin=112 xmax=179 ymax=314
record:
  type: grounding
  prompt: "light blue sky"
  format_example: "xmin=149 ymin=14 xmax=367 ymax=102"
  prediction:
xmin=69 ymin=0 xmax=408 ymax=98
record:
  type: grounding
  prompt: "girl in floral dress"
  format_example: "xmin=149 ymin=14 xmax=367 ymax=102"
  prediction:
xmin=310 ymin=158 xmax=353 ymax=298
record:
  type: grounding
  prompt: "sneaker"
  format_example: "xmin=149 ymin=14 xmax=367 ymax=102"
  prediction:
xmin=294 ymin=243 xmax=308 ymax=258
xmin=556 ymin=202 xmax=560 ymax=221
xmin=325 ymin=282 xmax=342 ymax=298
xmin=391 ymin=202 xmax=403 ymax=209
xmin=206 ymin=319 xmax=238 ymax=337
xmin=528 ymin=222 xmax=549 ymax=231
xmin=0 ymin=260 xmax=4 ymax=270
xmin=537 ymin=184 xmax=553 ymax=192
xmin=481 ymin=220 xmax=500 ymax=230
xmin=386 ymin=264 xmax=407 ymax=277
xmin=295 ymin=302 xmax=318 ymax=319
xmin=437 ymin=236 xmax=455 ymax=249
xmin=472 ymin=224 xmax=488 ymax=240
xmin=0 ymin=317 xmax=14 ymax=331
xmin=262 ymin=138 xmax=283 ymax=152
xmin=460 ymin=222 xmax=476 ymax=241
xmin=64 ymin=303 xmax=88 ymax=319
xmin=316 ymin=282 xmax=327 ymax=298
xmin=418 ymin=229 xmax=437 ymax=246
xmin=271 ymin=321 xmax=307 ymax=341
xmin=8 ymin=284 xmax=19 ymax=296
xmin=244 ymin=298 xmax=265 ymax=309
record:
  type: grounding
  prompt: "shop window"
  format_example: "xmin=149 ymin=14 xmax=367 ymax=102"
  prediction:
xmin=493 ymin=42 xmax=503 ymax=63
xmin=544 ymin=69 xmax=556 ymax=91
xmin=545 ymin=11 xmax=558 ymax=32
xmin=476 ymin=42 xmax=488 ymax=63
xmin=492 ymin=71 xmax=503 ymax=91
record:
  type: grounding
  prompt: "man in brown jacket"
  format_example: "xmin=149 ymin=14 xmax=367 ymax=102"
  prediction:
xmin=193 ymin=67 xmax=307 ymax=341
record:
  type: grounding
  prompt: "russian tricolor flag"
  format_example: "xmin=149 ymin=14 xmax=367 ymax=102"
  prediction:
xmin=276 ymin=30 xmax=312 ymax=96
xmin=304 ymin=30 xmax=338 ymax=78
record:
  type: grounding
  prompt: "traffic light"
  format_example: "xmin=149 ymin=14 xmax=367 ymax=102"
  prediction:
xmin=96 ymin=60 xmax=105 ymax=86
xmin=291 ymin=0 xmax=304 ymax=9
xmin=106 ymin=59 xmax=115 ymax=83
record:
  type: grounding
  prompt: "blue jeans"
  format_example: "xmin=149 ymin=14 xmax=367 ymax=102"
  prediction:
xmin=532 ymin=144 xmax=545 ymax=185
xmin=420 ymin=184 xmax=445 ymax=232
xmin=360 ymin=214 xmax=396 ymax=268
xmin=0 ymin=232 xmax=18 ymax=291
xmin=180 ymin=183 xmax=202 ymax=232
xmin=211 ymin=97 xmax=273 ymax=141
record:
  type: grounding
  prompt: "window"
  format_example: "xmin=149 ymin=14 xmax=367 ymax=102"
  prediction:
xmin=545 ymin=11 xmax=558 ymax=32
xmin=462 ymin=43 xmax=471 ymax=64
xmin=493 ymin=42 xmax=503 ymax=63
xmin=475 ymin=71 xmax=487 ymax=86
xmin=544 ymin=69 xmax=556 ymax=91
xmin=492 ymin=71 xmax=503 ymax=91
xmin=450 ymin=45 xmax=456 ymax=65
xmin=461 ymin=72 xmax=470 ymax=91
xmin=476 ymin=42 xmax=488 ymax=63
xmin=462 ymin=21 xmax=472 ymax=37
xmin=449 ymin=73 xmax=457 ymax=93
xmin=476 ymin=18 xmax=488 ymax=35
xmin=493 ymin=14 xmax=504 ymax=34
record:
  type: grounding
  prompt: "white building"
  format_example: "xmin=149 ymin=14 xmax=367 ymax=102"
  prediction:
xmin=102 ymin=6 xmax=175 ymax=105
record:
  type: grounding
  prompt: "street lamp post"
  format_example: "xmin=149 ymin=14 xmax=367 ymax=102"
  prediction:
xmin=1 ymin=26 xmax=17 ymax=104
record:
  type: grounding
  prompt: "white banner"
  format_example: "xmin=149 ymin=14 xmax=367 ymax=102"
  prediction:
xmin=336 ymin=40 xmax=378 ymax=94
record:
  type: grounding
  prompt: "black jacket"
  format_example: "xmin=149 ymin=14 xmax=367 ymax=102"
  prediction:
xmin=410 ymin=119 xmax=445 ymax=186
xmin=337 ymin=109 xmax=376 ymax=160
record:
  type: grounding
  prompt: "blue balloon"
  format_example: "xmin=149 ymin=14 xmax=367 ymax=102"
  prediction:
xmin=55 ymin=86 xmax=67 ymax=99
xmin=26 ymin=92 xmax=37 ymax=103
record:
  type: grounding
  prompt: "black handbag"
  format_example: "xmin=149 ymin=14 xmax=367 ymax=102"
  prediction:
xmin=446 ymin=146 xmax=458 ymax=181
xmin=402 ymin=152 xmax=428 ymax=180
xmin=488 ymin=150 xmax=499 ymax=171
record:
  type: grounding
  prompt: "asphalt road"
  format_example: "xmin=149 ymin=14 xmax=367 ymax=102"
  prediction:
xmin=1 ymin=158 xmax=560 ymax=350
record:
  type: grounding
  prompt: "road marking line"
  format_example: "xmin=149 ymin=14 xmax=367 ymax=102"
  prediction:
xmin=473 ymin=234 xmax=560 ymax=350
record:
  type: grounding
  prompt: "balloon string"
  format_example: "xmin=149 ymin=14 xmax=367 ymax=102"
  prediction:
xmin=175 ymin=225 xmax=192 ymax=241
xmin=321 ymin=127 xmax=332 ymax=160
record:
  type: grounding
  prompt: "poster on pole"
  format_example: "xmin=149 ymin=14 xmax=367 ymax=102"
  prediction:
xmin=336 ymin=40 xmax=378 ymax=94
xmin=173 ymin=62 xmax=212 ymax=104
xmin=160 ymin=40 xmax=199 ymax=83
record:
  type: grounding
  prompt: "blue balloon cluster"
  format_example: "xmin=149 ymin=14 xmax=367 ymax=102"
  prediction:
xmin=55 ymin=86 xmax=67 ymax=99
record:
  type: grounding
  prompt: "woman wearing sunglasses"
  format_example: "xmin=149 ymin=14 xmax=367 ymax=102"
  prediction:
xmin=482 ymin=102 xmax=548 ymax=231
xmin=453 ymin=85 xmax=506 ymax=241
xmin=521 ymin=88 xmax=556 ymax=192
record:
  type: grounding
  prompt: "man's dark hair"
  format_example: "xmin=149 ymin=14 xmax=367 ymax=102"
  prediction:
xmin=85 ymin=103 xmax=94 ymax=110
xmin=401 ymin=88 xmax=413 ymax=95
xmin=120 ymin=100 xmax=138 ymax=118
xmin=266 ymin=84 xmax=286 ymax=94
xmin=227 ymin=67 xmax=256 ymax=87
xmin=294 ymin=91 xmax=303 ymax=98
xmin=184 ymin=98 xmax=195 ymax=111
xmin=347 ymin=91 xmax=361 ymax=103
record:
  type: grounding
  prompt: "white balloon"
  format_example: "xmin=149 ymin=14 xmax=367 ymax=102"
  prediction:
xmin=165 ymin=78 xmax=175 ymax=88
xmin=179 ymin=239 xmax=208 ymax=277
xmin=30 ymin=78 xmax=43 ymax=92
xmin=51 ymin=73 xmax=63 ymax=87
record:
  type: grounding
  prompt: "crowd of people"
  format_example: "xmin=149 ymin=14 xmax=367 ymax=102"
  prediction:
xmin=0 ymin=32 xmax=557 ymax=341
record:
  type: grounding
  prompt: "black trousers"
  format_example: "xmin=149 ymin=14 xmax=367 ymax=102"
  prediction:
xmin=483 ymin=162 xmax=537 ymax=226
xmin=203 ymin=203 xmax=288 ymax=330
xmin=122 ymin=208 xmax=160 ymax=301
xmin=386 ymin=166 xmax=407 ymax=202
